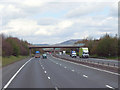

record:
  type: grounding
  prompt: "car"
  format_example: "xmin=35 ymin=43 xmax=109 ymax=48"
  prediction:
xmin=70 ymin=51 xmax=77 ymax=58
xmin=71 ymin=53 xmax=77 ymax=58
xmin=42 ymin=54 xmax=47 ymax=59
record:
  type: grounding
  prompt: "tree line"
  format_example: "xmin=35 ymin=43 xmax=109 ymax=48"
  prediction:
xmin=2 ymin=34 xmax=29 ymax=57
xmin=75 ymin=34 xmax=119 ymax=57
xmin=1 ymin=34 xmax=119 ymax=57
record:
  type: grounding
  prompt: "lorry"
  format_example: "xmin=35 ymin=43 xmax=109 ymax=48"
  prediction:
xmin=79 ymin=48 xmax=89 ymax=58
xmin=70 ymin=51 xmax=77 ymax=58
xmin=35 ymin=51 xmax=40 ymax=58
xmin=63 ymin=51 xmax=66 ymax=54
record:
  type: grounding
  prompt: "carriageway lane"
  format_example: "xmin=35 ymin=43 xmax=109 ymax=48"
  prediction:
xmin=44 ymin=55 xmax=118 ymax=88
xmin=2 ymin=57 xmax=31 ymax=87
xmin=3 ymin=55 xmax=119 ymax=89
xmin=57 ymin=54 xmax=119 ymax=67
xmin=6 ymin=58 xmax=54 ymax=88
xmin=40 ymin=57 xmax=105 ymax=88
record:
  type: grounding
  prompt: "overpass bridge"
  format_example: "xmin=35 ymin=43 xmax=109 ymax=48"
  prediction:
xmin=28 ymin=45 xmax=84 ymax=56
xmin=28 ymin=45 xmax=82 ymax=49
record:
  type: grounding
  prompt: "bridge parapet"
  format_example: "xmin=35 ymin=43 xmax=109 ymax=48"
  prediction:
xmin=28 ymin=45 xmax=83 ymax=49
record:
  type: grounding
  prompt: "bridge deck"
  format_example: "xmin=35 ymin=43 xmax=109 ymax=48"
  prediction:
xmin=28 ymin=45 xmax=83 ymax=49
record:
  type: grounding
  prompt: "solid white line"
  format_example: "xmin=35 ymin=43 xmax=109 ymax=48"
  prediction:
xmin=55 ymin=87 xmax=59 ymax=90
xmin=106 ymin=85 xmax=114 ymax=89
xmin=52 ymin=56 xmax=120 ymax=76
xmin=48 ymin=77 xmax=51 ymax=79
xmin=3 ymin=58 xmax=33 ymax=89
xmin=83 ymin=75 xmax=88 ymax=78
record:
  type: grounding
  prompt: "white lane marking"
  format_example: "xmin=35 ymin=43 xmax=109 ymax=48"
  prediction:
xmin=60 ymin=64 xmax=61 ymax=66
xmin=72 ymin=69 xmax=75 ymax=72
xmin=83 ymin=75 xmax=88 ymax=78
xmin=106 ymin=85 xmax=114 ymax=89
xmin=52 ymin=56 xmax=120 ymax=76
xmin=64 ymin=66 xmax=67 ymax=68
xmin=56 ymin=63 xmax=58 ymax=64
xmin=3 ymin=58 xmax=33 ymax=89
xmin=48 ymin=77 xmax=51 ymax=79
xmin=42 ymin=67 xmax=44 ymax=69
xmin=55 ymin=87 xmax=59 ymax=90
xmin=44 ymin=71 xmax=47 ymax=73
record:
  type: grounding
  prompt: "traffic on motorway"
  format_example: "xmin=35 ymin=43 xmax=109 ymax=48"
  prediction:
xmin=1 ymin=1 xmax=119 ymax=89
xmin=2 ymin=49 xmax=119 ymax=89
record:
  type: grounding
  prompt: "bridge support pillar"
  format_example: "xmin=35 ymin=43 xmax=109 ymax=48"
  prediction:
xmin=29 ymin=48 xmax=32 ymax=57
xmin=53 ymin=48 xmax=56 ymax=53
xmin=78 ymin=47 xmax=80 ymax=52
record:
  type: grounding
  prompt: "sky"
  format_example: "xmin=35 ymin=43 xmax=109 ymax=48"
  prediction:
xmin=0 ymin=0 xmax=119 ymax=44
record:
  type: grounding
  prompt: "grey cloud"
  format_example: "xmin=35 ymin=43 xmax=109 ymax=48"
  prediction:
xmin=0 ymin=1 xmax=118 ymax=44
xmin=64 ymin=2 xmax=113 ymax=18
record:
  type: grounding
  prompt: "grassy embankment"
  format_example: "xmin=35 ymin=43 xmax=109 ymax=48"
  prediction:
xmin=2 ymin=56 xmax=28 ymax=67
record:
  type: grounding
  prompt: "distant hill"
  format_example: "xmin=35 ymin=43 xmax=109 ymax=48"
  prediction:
xmin=33 ymin=39 xmax=84 ymax=46
xmin=54 ymin=39 xmax=83 ymax=45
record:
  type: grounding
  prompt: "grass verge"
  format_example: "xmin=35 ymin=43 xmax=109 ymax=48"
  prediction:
xmin=2 ymin=55 xmax=28 ymax=67
xmin=106 ymin=56 xmax=120 ymax=60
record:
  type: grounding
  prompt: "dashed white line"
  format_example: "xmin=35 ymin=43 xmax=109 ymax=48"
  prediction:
xmin=106 ymin=85 xmax=114 ymax=89
xmin=44 ymin=71 xmax=47 ymax=73
xmin=64 ymin=66 xmax=67 ymax=68
xmin=72 ymin=69 xmax=75 ymax=72
xmin=48 ymin=77 xmax=51 ymax=79
xmin=83 ymin=75 xmax=88 ymax=78
xmin=60 ymin=64 xmax=61 ymax=66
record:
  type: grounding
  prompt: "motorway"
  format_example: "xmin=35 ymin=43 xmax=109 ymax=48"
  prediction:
xmin=57 ymin=54 xmax=119 ymax=67
xmin=2 ymin=54 xmax=119 ymax=89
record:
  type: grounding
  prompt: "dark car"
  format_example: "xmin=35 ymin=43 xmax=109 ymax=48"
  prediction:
xmin=42 ymin=54 xmax=47 ymax=59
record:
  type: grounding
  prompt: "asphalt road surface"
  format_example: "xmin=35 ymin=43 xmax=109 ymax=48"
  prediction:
xmin=2 ymin=55 xmax=119 ymax=89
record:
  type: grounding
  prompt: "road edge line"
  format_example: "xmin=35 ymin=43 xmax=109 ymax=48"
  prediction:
xmin=2 ymin=58 xmax=33 ymax=89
